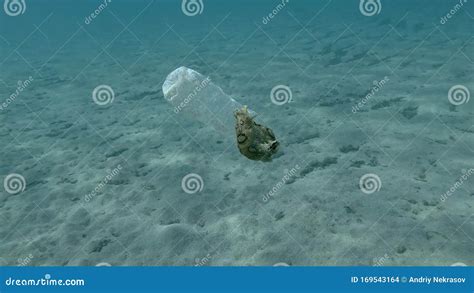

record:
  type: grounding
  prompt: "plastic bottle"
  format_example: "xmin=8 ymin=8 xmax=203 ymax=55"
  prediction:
xmin=162 ymin=66 xmax=255 ymax=134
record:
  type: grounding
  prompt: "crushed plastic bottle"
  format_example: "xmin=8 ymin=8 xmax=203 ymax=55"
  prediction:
xmin=162 ymin=66 xmax=255 ymax=134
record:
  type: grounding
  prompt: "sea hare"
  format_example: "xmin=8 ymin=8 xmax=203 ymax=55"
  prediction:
xmin=234 ymin=106 xmax=279 ymax=162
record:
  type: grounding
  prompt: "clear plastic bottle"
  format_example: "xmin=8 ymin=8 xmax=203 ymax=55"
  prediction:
xmin=162 ymin=67 xmax=255 ymax=134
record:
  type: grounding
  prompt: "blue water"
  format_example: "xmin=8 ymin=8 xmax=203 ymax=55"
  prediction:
xmin=0 ymin=0 xmax=473 ymax=266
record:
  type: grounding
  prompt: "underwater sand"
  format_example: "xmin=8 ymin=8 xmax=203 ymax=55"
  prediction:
xmin=0 ymin=0 xmax=473 ymax=266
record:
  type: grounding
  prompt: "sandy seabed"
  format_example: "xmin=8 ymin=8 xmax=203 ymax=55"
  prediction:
xmin=0 ymin=0 xmax=473 ymax=266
